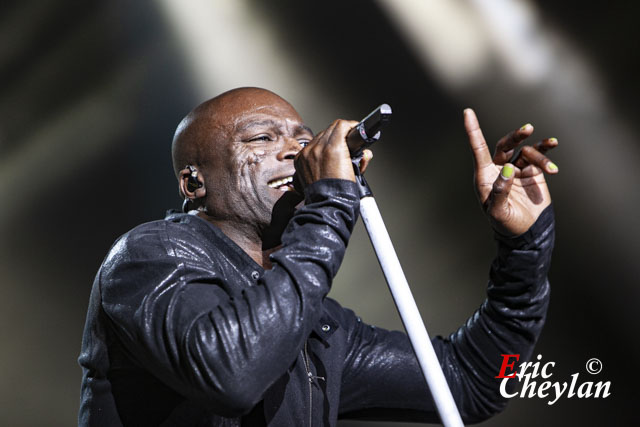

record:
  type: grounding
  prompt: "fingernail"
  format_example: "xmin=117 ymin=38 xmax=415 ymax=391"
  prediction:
xmin=549 ymin=137 xmax=558 ymax=143
xmin=520 ymin=123 xmax=532 ymax=131
xmin=363 ymin=150 xmax=372 ymax=160
xmin=501 ymin=164 xmax=514 ymax=179
xmin=547 ymin=162 xmax=558 ymax=171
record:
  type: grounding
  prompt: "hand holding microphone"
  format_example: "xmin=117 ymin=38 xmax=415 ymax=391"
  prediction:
xmin=293 ymin=104 xmax=392 ymax=192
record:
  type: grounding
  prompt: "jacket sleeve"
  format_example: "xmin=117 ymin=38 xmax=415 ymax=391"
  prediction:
xmin=338 ymin=205 xmax=555 ymax=424
xmin=99 ymin=179 xmax=359 ymax=417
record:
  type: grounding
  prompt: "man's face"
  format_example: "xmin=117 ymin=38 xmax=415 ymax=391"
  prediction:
xmin=202 ymin=91 xmax=313 ymax=229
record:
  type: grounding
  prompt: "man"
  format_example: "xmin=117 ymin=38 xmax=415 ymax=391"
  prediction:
xmin=78 ymin=87 xmax=557 ymax=426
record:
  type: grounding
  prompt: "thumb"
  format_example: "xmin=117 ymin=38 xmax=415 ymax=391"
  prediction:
xmin=489 ymin=163 xmax=515 ymax=217
xmin=359 ymin=149 xmax=373 ymax=174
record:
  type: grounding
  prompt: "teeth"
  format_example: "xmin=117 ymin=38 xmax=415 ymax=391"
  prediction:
xmin=268 ymin=176 xmax=294 ymax=189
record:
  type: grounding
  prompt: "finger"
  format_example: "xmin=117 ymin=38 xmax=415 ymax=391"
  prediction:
xmin=489 ymin=163 xmax=515 ymax=217
xmin=328 ymin=119 xmax=358 ymax=144
xmin=532 ymin=137 xmax=559 ymax=155
xmin=520 ymin=145 xmax=559 ymax=174
xmin=308 ymin=119 xmax=357 ymax=183
xmin=314 ymin=120 xmax=339 ymax=147
xmin=302 ymin=127 xmax=328 ymax=154
xmin=317 ymin=120 xmax=355 ymax=157
xmin=464 ymin=108 xmax=493 ymax=170
xmin=493 ymin=123 xmax=534 ymax=164
xmin=359 ymin=149 xmax=373 ymax=174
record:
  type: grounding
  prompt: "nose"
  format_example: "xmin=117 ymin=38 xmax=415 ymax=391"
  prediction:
xmin=277 ymin=136 xmax=302 ymax=161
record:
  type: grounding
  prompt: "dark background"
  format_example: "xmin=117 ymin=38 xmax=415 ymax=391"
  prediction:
xmin=1 ymin=1 xmax=638 ymax=425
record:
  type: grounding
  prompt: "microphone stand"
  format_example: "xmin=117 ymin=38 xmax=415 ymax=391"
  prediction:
xmin=347 ymin=105 xmax=464 ymax=427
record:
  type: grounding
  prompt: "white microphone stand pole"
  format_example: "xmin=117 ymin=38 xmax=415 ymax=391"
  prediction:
xmin=349 ymin=105 xmax=464 ymax=427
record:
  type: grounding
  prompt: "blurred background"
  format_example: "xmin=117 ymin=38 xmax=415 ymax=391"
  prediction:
xmin=1 ymin=0 xmax=638 ymax=425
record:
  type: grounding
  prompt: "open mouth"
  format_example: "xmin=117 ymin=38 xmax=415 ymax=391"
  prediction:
xmin=267 ymin=175 xmax=295 ymax=192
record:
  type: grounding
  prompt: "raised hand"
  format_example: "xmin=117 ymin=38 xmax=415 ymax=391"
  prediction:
xmin=464 ymin=108 xmax=559 ymax=236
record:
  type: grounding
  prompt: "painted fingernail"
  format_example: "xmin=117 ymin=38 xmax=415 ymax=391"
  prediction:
xmin=363 ymin=150 xmax=373 ymax=160
xmin=520 ymin=123 xmax=532 ymax=131
xmin=549 ymin=137 xmax=558 ymax=143
xmin=547 ymin=162 xmax=558 ymax=172
xmin=501 ymin=164 xmax=514 ymax=179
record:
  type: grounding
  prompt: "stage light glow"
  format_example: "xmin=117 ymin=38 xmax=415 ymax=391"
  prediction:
xmin=375 ymin=0 xmax=491 ymax=89
xmin=157 ymin=0 xmax=323 ymax=117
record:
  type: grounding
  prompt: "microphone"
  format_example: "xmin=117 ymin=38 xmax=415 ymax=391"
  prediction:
xmin=291 ymin=104 xmax=392 ymax=197
xmin=346 ymin=104 xmax=392 ymax=158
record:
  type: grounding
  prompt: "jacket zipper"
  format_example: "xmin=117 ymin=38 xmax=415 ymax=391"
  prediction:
xmin=302 ymin=340 xmax=325 ymax=427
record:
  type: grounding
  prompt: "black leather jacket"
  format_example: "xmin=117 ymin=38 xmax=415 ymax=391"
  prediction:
xmin=78 ymin=179 xmax=554 ymax=426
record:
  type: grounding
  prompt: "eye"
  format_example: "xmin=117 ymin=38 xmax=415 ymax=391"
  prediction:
xmin=248 ymin=134 xmax=273 ymax=142
xmin=298 ymin=139 xmax=310 ymax=148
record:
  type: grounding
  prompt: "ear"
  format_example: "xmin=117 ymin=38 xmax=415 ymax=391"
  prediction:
xmin=178 ymin=167 xmax=207 ymax=201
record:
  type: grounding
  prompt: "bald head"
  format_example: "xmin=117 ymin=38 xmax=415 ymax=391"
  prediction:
xmin=171 ymin=87 xmax=300 ymax=179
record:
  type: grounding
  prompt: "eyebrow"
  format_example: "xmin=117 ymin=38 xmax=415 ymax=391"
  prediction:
xmin=236 ymin=119 xmax=313 ymax=136
xmin=298 ymin=124 xmax=314 ymax=136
